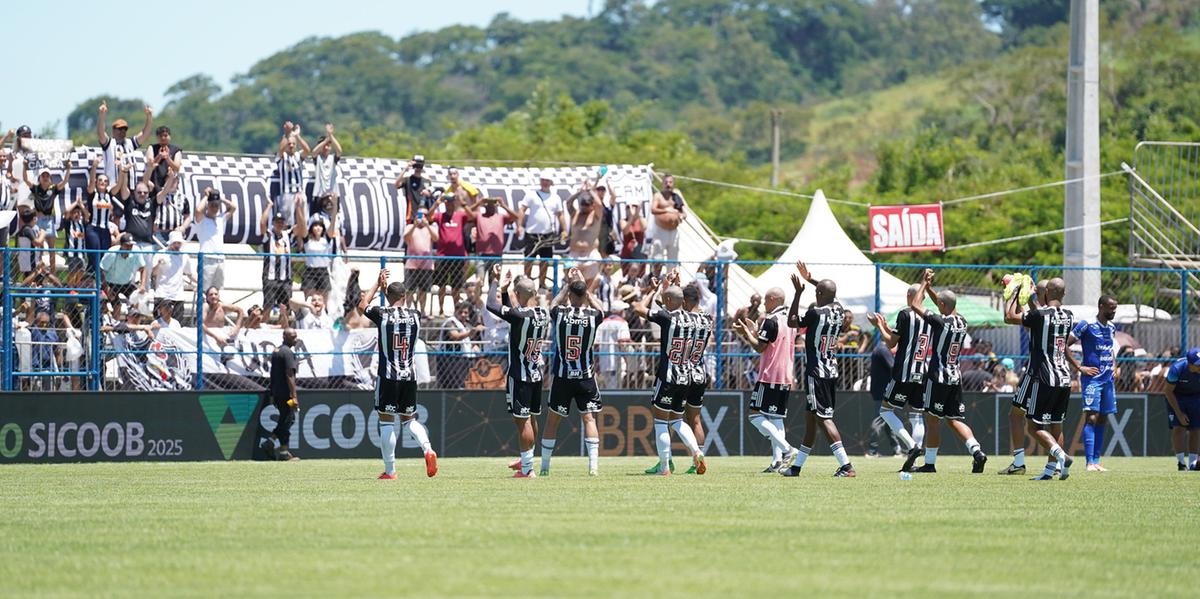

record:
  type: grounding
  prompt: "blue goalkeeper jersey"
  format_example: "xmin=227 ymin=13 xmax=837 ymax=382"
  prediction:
xmin=1071 ymin=319 xmax=1115 ymax=384
xmin=1167 ymin=358 xmax=1200 ymax=398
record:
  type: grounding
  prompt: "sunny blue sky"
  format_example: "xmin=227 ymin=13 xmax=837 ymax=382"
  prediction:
xmin=1 ymin=0 xmax=592 ymax=137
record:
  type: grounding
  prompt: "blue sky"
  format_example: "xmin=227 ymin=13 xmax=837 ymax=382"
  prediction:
xmin=1 ymin=0 xmax=591 ymax=137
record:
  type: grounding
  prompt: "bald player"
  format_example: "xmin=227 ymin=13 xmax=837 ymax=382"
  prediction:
xmin=1005 ymin=277 xmax=1075 ymax=480
xmin=733 ymin=285 xmax=800 ymax=473
xmin=487 ymin=265 xmax=551 ymax=478
xmin=908 ymin=269 xmax=987 ymax=473
xmin=868 ymin=282 xmax=934 ymax=473
xmin=780 ymin=262 xmax=856 ymax=477
xmin=998 ymin=278 xmax=1048 ymax=475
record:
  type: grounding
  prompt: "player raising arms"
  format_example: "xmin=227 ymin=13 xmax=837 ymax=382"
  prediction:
xmin=360 ymin=270 xmax=437 ymax=479
xmin=635 ymin=271 xmax=706 ymax=476
xmin=539 ymin=268 xmax=605 ymax=476
xmin=1004 ymin=277 xmax=1075 ymax=481
xmin=779 ymin=262 xmax=856 ymax=478
xmin=907 ymin=269 xmax=987 ymax=473
xmin=868 ymin=283 xmax=934 ymax=473
xmin=998 ymin=277 xmax=1046 ymax=475
xmin=1072 ymin=295 xmax=1117 ymax=471
xmin=487 ymin=265 xmax=551 ymax=478
xmin=681 ymin=282 xmax=715 ymax=473
xmin=732 ymin=286 xmax=801 ymax=473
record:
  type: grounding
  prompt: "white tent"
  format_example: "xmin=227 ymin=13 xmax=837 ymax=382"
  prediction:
xmin=749 ymin=190 xmax=912 ymax=318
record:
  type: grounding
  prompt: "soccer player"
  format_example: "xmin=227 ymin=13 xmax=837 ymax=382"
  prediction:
xmin=867 ymin=284 xmax=934 ymax=473
xmin=732 ymin=286 xmax=800 ymax=473
xmin=998 ymin=278 xmax=1048 ymax=475
xmin=1164 ymin=349 xmax=1200 ymax=470
xmin=1004 ymin=277 xmax=1075 ymax=481
xmin=778 ymin=262 xmax=856 ymax=477
xmin=539 ymin=268 xmax=605 ymax=476
xmin=907 ymin=269 xmax=987 ymax=473
xmin=682 ymin=282 xmax=715 ymax=473
xmin=360 ymin=270 xmax=437 ymax=479
xmin=1072 ymin=295 xmax=1117 ymax=471
xmin=487 ymin=265 xmax=551 ymax=478
xmin=261 ymin=328 xmax=300 ymax=461
xmin=635 ymin=272 xmax=706 ymax=476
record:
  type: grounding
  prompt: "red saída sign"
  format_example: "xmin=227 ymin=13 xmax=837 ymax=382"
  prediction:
xmin=870 ymin=203 xmax=945 ymax=253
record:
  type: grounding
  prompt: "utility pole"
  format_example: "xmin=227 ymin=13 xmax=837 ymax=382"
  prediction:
xmin=770 ymin=109 xmax=782 ymax=188
xmin=1063 ymin=0 xmax=1101 ymax=304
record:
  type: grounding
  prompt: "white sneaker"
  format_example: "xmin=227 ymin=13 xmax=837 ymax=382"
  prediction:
xmin=780 ymin=447 xmax=800 ymax=471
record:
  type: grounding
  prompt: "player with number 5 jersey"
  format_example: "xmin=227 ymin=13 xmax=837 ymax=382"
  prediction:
xmin=360 ymin=270 xmax=437 ymax=480
xmin=539 ymin=268 xmax=606 ymax=476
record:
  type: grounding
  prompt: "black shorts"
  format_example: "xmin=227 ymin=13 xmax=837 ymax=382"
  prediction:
xmin=549 ymin=377 xmax=603 ymax=416
xmin=406 ymin=268 xmax=433 ymax=292
xmin=434 ymin=259 xmax=466 ymax=288
xmin=885 ymin=380 xmax=926 ymax=410
xmin=506 ymin=376 xmax=543 ymax=418
xmin=685 ymin=381 xmax=707 ymax=409
xmin=805 ymin=375 xmax=837 ymax=419
xmin=651 ymin=380 xmax=689 ymax=414
xmin=523 ymin=233 xmax=557 ymax=258
xmin=302 ymin=266 xmax=331 ymax=293
xmin=750 ymin=382 xmax=790 ymax=417
xmin=925 ymin=381 xmax=965 ymax=420
xmin=262 ymin=279 xmax=292 ymax=308
xmin=1027 ymin=381 xmax=1071 ymax=425
xmin=1011 ymin=374 xmax=1034 ymax=412
xmin=375 ymin=378 xmax=418 ymax=417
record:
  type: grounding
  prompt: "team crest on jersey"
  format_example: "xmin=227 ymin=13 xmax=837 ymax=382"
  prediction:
xmin=768 ymin=405 xmax=778 ymax=413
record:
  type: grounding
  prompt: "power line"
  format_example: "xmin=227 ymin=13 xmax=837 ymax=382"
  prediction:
xmin=944 ymin=218 xmax=1128 ymax=251
xmin=667 ymin=174 xmax=872 ymax=207
xmin=940 ymin=171 xmax=1124 ymax=205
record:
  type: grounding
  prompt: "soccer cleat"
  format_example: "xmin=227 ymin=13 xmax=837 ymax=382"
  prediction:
xmin=513 ymin=470 xmax=536 ymax=478
xmin=539 ymin=469 xmax=550 ymax=477
xmin=684 ymin=465 xmax=698 ymax=474
xmin=644 ymin=460 xmax=676 ymax=475
xmin=997 ymin=463 xmax=1026 ymax=475
xmin=508 ymin=458 xmax=521 ymax=470
xmin=971 ymin=452 xmax=988 ymax=474
xmin=1030 ymin=473 xmax=1055 ymax=481
xmin=260 ymin=439 xmax=276 ymax=459
xmin=1003 ymin=273 xmax=1023 ymax=301
xmin=424 ymin=451 xmax=438 ymax=478
xmin=1179 ymin=461 xmax=1188 ymax=471
xmin=1190 ymin=462 xmax=1200 ymax=471
xmin=693 ymin=453 xmax=707 ymax=475
xmin=588 ymin=468 xmax=599 ymax=477
xmin=913 ymin=464 xmax=937 ymax=473
xmin=900 ymin=447 xmax=922 ymax=473
xmin=780 ymin=447 xmax=800 ymax=471
xmin=378 ymin=472 xmax=397 ymax=480
xmin=833 ymin=464 xmax=857 ymax=478
xmin=762 ymin=461 xmax=782 ymax=473
xmin=779 ymin=465 xmax=803 ymax=477
xmin=1059 ymin=456 xmax=1073 ymax=480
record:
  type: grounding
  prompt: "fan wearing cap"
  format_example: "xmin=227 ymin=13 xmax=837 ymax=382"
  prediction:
xmin=20 ymin=158 xmax=71 ymax=270
xmin=1164 ymin=348 xmax=1200 ymax=470
xmin=100 ymin=233 xmax=148 ymax=301
xmin=259 ymin=200 xmax=297 ymax=310
xmin=151 ymin=230 xmax=195 ymax=305
xmin=96 ymin=100 xmax=153 ymax=186
xmin=395 ymin=154 xmax=432 ymax=224
xmin=516 ymin=171 xmax=567 ymax=288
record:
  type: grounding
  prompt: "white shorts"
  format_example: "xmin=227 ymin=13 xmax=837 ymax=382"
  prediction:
xmin=568 ymin=248 xmax=602 ymax=279
xmin=646 ymin=228 xmax=679 ymax=262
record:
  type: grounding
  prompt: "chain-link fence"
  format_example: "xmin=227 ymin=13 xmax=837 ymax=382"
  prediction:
xmin=2 ymin=246 xmax=1194 ymax=394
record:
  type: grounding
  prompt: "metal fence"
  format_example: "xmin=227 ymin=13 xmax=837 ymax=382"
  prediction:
xmin=1 ymin=245 xmax=1192 ymax=395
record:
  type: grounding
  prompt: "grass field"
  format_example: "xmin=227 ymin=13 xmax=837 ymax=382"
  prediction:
xmin=2 ymin=456 xmax=1197 ymax=598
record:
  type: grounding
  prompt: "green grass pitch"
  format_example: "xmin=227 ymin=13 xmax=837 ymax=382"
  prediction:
xmin=2 ymin=456 xmax=1197 ymax=598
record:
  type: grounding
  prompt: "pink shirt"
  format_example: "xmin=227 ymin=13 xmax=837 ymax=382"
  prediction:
xmin=436 ymin=210 xmax=468 ymax=256
xmin=758 ymin=307 xmax=796 ymax=386
xmin=474 ymin=209 xmax=509 ymax=256
xmin=406 ymin=225 xmax=434 ymax=270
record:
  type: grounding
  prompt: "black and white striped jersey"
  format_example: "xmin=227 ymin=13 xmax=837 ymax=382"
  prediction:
xmin=649 ymin=307 xmax=694 ymax=385
xmin=922 ymin=311 xmax=968 ymax=386
xmin=365 ymin=305 xmax=421 ymax=382
xmin=550 ymin=305 xmax=603 ymax=380
xmin=88 ymin=191 xmax=120 ymax=228
xmin=1023 ymin=306 xmax=1075 ymax=388
xmin=101 ymin=137 xmax=139 ymax=184
xmin=688 ymin=310 xmax=714 ymax=385
xmin=890 ymin=308 xmax=932 ymax=384
xmin=491 ymin=303 xmax=551 ymax=383
xmin=261 ymin=230 xmax=294 ymax=282
xmin=802 ymin=300 xmax=845 ymax=379
xmin=277 ymin=153 xmax=305 ymax=195
xmin=155 ymin=192 xmax=189 ymax=233
xmin=61 ymin=218 xmax=86 ymax=260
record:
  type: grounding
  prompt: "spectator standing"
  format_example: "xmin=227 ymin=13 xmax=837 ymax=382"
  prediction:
xmin=100 ymin=233 xmax=147 ymax=301
xmin=14 ymin=208 xmax=44 ymax=279
xmin=146 ymin=126 xmax=182 ymax=193
xmin=404 ymin=208 xmax=438 ymax=314
xmin=259 ymin=201 xmax=295 ymax=312
xmin=439 ymin=301 xmax=483 ymax=389
xmin=276 ymin=122 xmax=310 ymax=226
xmin=85 ymin=155 xmax=122 ymax=267
xmin=596 ymin=303 xmax=632 ymax=389
xmin=619 ymin=203 xmax=645 ymax=259
xmin=23 ymin=160 xmax=70 ymax=270
xmin=566 ymin=186 xmax=604 ymax=285
xmin=151 ymin=166 xmax=191 ymax=248
xmin=28 ymin=309 xmax=61 ymax=384
xmin=592 ymin=182 xmax=620 ymax=258
xmin=192 ymin=187 xmax=236 ymax=291
xmin=432 ymin=191 xmax=474 ymax=316
xmin=151 ymin=231 xmax=195 ymax=308
xmin=646 ymin=173 xmax=686 ymax=275
xmin=310 ymin=123 xmax=342 ymax=200
xmin=299 ymin=221 xmax=336 ymax=300
xmin=115 ymin=164 xmax=157 ymax=267
xmin=469 ymin=196 xmax=517 ymax=281
xmin=735 ymin=294 xmax=764 ymax=326
xmin=308 ymin=192 xmax=342 ymax=236
xmin=96 ymin=101 xmax=153 ymax=185
xmin=60 ymin=199 xmax=89 ymax=287
xmin=516 ymin=172 xmax=566 ymax=289
xmin=446 ymin=167 xmax=482 ymax=205
xmin=395 ymin=154 xmax=431 ymax=225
